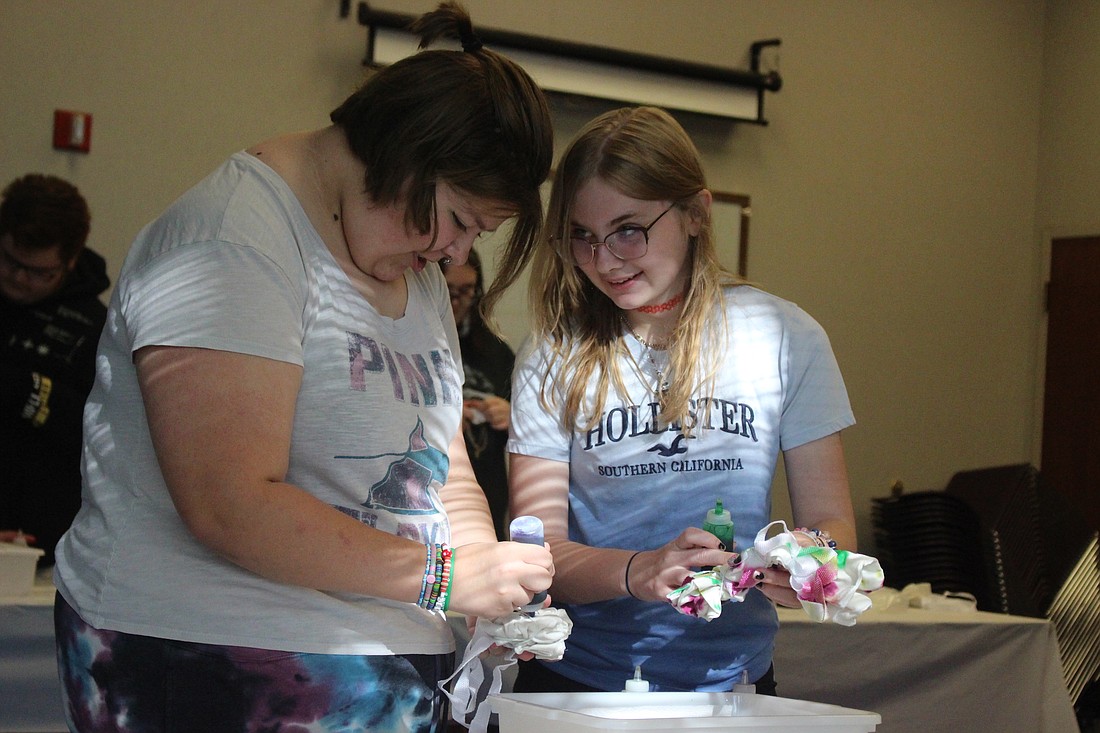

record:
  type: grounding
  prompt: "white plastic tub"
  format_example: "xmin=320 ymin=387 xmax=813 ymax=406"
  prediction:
xmin=489 ymin=692 xmax=880 ymax=732
xmin=0 ymin=542 xmax=44 ymax=596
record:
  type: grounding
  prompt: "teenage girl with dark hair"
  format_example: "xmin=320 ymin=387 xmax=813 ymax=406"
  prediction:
xmin=53 ymin=4 xmax=554 ymax=730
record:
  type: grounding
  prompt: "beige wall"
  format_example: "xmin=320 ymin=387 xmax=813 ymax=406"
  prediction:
xmin=2 ymin=1 xmax=1095 ymax=554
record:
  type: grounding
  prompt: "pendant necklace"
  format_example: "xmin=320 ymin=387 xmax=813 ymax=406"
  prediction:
xmin=623 ymin=318 xmax=671 ymax=394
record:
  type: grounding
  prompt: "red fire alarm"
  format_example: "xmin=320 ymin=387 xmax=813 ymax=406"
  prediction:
xmin=53 ymin=110 xmax=93 ymax=153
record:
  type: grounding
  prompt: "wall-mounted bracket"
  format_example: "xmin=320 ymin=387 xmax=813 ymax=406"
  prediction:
xmin=356 ymin=3 xmax=781 ymax=124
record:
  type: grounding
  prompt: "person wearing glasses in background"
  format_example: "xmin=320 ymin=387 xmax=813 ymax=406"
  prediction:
xmin=0 ymin=174 xmax=107 ymax=567
xmin=442 ymin=250 xmax=516 ymax=540
xmin=508 ymin=106 xmax=857 ymax=695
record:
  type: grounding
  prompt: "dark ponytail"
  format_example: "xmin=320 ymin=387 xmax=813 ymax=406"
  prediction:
xmin=330 ymin=2 xmax=552 ymax=319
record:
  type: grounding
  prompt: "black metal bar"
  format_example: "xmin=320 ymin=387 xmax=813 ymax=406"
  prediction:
xmin=356 ymin=2 xmax=781 ymax=93
xmin=750 ymin=39 xmax=782 ymax=124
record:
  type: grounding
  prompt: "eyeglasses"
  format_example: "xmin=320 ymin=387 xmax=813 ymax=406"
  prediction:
xmin=448 ymin=284 xmax=477 ymax=301
xmin=0 ymin=244 xmax=67 ymax=283
xmin=567 ymin=204 xmax=675 ymax=265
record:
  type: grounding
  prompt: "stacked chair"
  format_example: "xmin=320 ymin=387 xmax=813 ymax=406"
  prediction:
xmin=872 ymin=463 xmax=1099 ymax=725
xmin=871 ymin=489 xmax=991 ymax=607
xmin=944 ymin=464 xmax=1098 ymax=719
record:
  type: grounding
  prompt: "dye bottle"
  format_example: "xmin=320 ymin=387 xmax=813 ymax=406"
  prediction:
xmin=702 ymin=499 xmax=734 ymax=549
xmin=624 ymin=665 xmax=650 ymax=692
xmin=509 ymin=515 xmax=548 ymax=611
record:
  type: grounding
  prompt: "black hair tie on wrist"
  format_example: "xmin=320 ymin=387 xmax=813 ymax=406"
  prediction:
xmin=624 ymin=551 xmax=643 ymax=599
xmin=460 ymin=29 xmax=483 ymax=53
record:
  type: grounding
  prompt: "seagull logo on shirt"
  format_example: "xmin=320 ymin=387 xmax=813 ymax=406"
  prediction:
xmin=647 ymin=433 xmax=689 ymax=457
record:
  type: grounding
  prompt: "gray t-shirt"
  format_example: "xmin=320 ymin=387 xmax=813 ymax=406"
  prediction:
xmin=509 ymin=286 xmax=854 ymax=690
xmin=55 ymin=153 xmax=462 ymax=655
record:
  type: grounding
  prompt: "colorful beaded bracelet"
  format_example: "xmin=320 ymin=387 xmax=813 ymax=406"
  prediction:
xmin=418 ymin=543 xmax=453 ymax=612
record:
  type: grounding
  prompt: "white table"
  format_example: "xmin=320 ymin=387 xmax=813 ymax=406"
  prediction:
xmin=446 ymin=604 xmax=1079 ymax=732
xmin=772 ymin=604 xmax=1080 ymax=733
xmin=2 ymin=579 xmax=1080 ymax=733
xmin=0 ymin=574 xmax=64 ymax=733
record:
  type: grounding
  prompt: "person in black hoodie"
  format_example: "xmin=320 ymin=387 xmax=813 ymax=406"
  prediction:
xmin=0 ymin=173 xmax=107 ymax=566
xmin=442 ymin=249 xmax=516 ymax=540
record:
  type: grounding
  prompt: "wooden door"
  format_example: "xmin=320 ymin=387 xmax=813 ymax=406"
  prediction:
xmin=1042 ymin=235 xmax=1100 ymax=532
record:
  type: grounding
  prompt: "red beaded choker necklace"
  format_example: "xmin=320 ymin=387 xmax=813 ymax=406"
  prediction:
xmin=636 ymin=293 xmax=684 ymax=314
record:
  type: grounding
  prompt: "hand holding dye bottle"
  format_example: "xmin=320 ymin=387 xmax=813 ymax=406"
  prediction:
xmin=509 ymin=515 xmax=548 ymax=612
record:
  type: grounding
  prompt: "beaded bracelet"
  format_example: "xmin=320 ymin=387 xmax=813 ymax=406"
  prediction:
xmin=416 ymin=543 xmax=437 ymax=608
xmin=426 ymin=546 xmax=446 ymax=609
xmin=434 ymin=546 xmax=451 ymax=609
xmin=794 ymin=527 xmax=838 ymax=549
xmin=418 ymin=544 xmax=453 ymax=612
xmin=440 ymin=548 xmax=456 ymax=612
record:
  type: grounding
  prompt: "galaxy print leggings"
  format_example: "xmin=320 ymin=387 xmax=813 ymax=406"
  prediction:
xmin=55 ymin=594 xmax=454 ymax=733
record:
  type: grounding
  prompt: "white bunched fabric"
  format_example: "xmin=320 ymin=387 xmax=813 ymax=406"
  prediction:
xmin=440 ymin=607 xmax=572 ymax=733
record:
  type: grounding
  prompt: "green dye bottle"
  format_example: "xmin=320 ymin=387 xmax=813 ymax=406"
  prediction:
xmin=702 ymin=499 xmax=734 ymax=548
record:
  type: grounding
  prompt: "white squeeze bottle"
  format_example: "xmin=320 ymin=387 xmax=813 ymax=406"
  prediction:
xmin=732 ymin=669 xmax=756 ymax=694
xmin=624 ymin=665 xmax=650 ymax=692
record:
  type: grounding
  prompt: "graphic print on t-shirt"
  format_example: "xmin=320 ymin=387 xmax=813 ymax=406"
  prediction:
xmin=584 ymin=396 xmax=757 ymax=480
xmin=346 ymin=331 xmax=461 ymax=407
xmin=333 ymin=418 xmax=449 ymax=542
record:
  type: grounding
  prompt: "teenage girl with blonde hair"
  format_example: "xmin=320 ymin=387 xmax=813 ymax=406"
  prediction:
xmin=509 ymin=105 xmax=857 ymax=694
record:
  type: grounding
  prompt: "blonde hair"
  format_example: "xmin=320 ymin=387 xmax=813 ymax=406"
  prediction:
xmin=529 ymin=106 xmax=743 ymax=433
